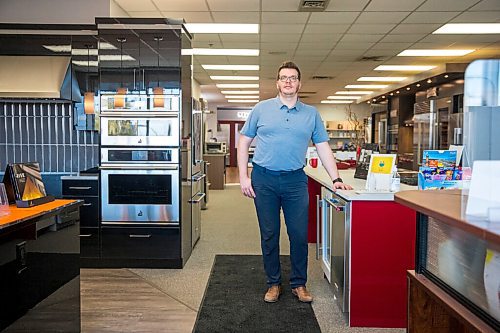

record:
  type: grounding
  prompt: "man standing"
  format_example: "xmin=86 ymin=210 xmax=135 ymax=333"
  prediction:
xmin=238 ymin=61 xmax=352 ymax=303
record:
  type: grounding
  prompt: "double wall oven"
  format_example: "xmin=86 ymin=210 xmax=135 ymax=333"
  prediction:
xmin=100 ymin=110 xmax=181 ymax=226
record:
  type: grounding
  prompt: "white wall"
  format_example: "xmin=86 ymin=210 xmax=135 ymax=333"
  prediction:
xmin=313 ymin=102 xmax=371 ymax=123
xmin=0 ymin=0 xmax=110 ymax=24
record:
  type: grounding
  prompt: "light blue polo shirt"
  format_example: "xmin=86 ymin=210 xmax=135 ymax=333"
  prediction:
xmin=240 ymin=96 xmax=329 ymax=171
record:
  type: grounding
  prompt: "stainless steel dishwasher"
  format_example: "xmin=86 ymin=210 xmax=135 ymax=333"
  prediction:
xmin=320 ymin=187 xmax=351 ymax=315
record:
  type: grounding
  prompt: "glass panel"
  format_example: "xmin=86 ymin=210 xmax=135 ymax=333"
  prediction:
xmin=108 ymin=149 xmax=173 ymax=162
xmin=108 ymin=174 xmax=172 ymax=205
xmin=107 ymin=119 xmax=172 ymax=137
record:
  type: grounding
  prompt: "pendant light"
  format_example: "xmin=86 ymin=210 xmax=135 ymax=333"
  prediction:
xmin=115 ymin=37 xmax=127 ymax=108
xmin=83 ymin=44 xmax=94 ymax=114
xmin=153 ymin=36 xmax=164 ymax=108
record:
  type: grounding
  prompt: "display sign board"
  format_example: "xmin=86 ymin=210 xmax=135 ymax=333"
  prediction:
xmin=354 ymin=143 xmax=379 ymax=179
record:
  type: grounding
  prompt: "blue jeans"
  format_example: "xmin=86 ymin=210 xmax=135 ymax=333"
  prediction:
xmin=251 ymin=163 xmax=309 ymax=289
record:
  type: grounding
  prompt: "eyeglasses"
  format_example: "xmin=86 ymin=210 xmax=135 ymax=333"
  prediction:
xmin=278 ymin=75 xmax=299 ymax=82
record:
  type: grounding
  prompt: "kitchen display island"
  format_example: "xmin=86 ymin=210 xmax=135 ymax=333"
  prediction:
xmin=306 ymin=166 xmax=417 ymax=328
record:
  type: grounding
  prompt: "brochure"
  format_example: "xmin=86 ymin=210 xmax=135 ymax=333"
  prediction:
xmin=418 ymin=150 xmax=462 ymax=190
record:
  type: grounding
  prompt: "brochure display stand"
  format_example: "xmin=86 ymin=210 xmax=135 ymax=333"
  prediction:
xmin=2 ymin=162 xmax=54 ymax=208
xmin=354 ymin=143 xmax=379 ymax=179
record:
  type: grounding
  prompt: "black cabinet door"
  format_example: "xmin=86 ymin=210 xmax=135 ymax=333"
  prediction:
xmin=101 ymin=227 xmax=180 ymax=259
xmin=80 ymin=227 xmax=100 ymax=258
xmin=79 ymin=197 xmax=99 ymax=228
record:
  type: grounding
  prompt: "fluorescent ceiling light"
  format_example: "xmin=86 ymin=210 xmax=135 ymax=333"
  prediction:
xmin=224 ymin=95 xmax=259 ymax=99
xmin=228 ymin=100 xmax=259 ymax=103
xmin=182 ymin=48 xmax=259 ymax=56
xmin=357 ymin=77 xmax=407 ymax=82
xmin=433 ymin=23 xmax=500 ymax=34
xmin=99 ymin=42 xmax=117 ymax=50
xmin=99 ymin=55 xmax=135 ymax=61
xmin=43 ymin=45 xmax=71 ymax=52
xmin=72 ymin=60 xmax=98 ymax=67
xmin=202 ymin=64 xmax=259 ymax=71
xmin=327 ymin=96 xmax=360 ymax=100
xmin=210 ymin=76 xmax=259 ymax=81
xmin=374 ymin=65 xmax=436 ymax=71
xmin=345 ymin=84 xmax=388 ymax=89
xmin=185 ymin=23 xmax=258 ymax=34
xmin=72 ymin=49 xmax=98 ymax=56
xmin=398 ymin=49 xmax=475 ymax=57
xmin=335 ymin=91 xmax=373 ymax=95
xmin=44 ymin=42 xmax=117 ymax=53
xmin=217 ymin=84 xmax=259 ymax=88
xmin=221 ymin=90 xmax=259 ymax=94
xmin=321 ymin=100 xmax=353 ymax=104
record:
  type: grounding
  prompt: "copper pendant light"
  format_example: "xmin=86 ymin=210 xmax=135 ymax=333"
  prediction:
xmin=115 ymin=37 xmax=127 ymax=108
xmin=83 ymin=44 xmax=94 ymax=114
xmin=153 ymin=36 xmax=164 ymax=108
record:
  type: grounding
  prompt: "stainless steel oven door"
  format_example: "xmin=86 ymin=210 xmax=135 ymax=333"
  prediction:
xmin=101 ymin=166 xmax=179 ymax=225
xmin=101 ymin=147 xmax=179 ymax=165
xmin=100 ymin=112 xmax=179 ymax=147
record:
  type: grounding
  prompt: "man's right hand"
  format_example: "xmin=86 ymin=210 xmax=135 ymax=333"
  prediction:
xmin=240 ymin=176 xmax=256 ymax=198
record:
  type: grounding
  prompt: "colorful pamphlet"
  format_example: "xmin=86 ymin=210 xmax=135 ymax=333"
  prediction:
xmin=418 ymin=150 xmax=462 ymax=190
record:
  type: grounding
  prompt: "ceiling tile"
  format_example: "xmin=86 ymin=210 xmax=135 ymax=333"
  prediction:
xmin=300 ymin=33 xmax=343 ymax=43
xmin=451 ymin=11 xmax=500 ymax=22
xmin=207 ymin=0 xmax=259 ymax=11
xmin=192 ymin=55 xmax=228 ymax=63
xmin=365 ymin=0 xmax=426 ymax=11
xmin=390 ymin=23 xmax=442 ymax=34
xmin=309 ymin=12 xmax=360 ymax=24
xmin=128 ymin=11 xmax=164 ymax=18
xmin=153 ymin=0 xmax=208 ymax=11
xmin=369 ymin=42 xmax=414 ymax=50
xmin=297 ymin=42 xmax=335 ymax=50
xmin=347 ymin=24 xmax=396 ymax=34
xmin=471 ymin=0 xmax=500 ymax=11
xmin=341 ymin=34 xmax=385 ymax=42
xmin=191 ymin=33 xmax=220 ymax=42
xmin=261 ymin=23 xmax=306 ymax=34
xmin=334 ymin=42 xmax=375 ymax=50
xmin=418 ymin=0 xmax=480 ymax=11
xmin=220 ymin=42 xmax=260 ymax=49
xmin=261 ymin=33 xmax=302 ymax=43
xmin=330 ymin=49 xmax=366 ymax=56
xmin=260 ymin=42 xmax=298 ymax=50
xmin=211 ymin=11 xmax=260 ymax=23
xmin=116 ymin=0 xmax=157 ymax=11
xmin=380 ymin=34 xmax=427 ymax=43
xmin=304 ymin=24 xmax=350 ymax=34
xmin=219 ymin=34 xmax=259 ymax=42
xmin=294 ymin=49 xmax=331 ymax=56
xmin=355 ymin=11 xmax=410 ymax=24
xmin=192 ymin=41 xmax=223 ymax=48
xmin=326 ymin=0 xmax=370 ymax=11
xmin=262 ymin=0 xmax=300 ymax=11
xmin=402 ymin=11 xmax=460 ymax=24
xmin=261 ymin=12 xmax=310 ymax=24
xmin=160 ymin=11 xmax=213 ymax=22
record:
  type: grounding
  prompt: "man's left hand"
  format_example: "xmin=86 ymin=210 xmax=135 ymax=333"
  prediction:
xmin=332 ymin=182 xmax=353 ymax=191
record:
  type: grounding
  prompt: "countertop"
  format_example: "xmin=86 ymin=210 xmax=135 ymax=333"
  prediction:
xmin=395 ymin=190 xmax=500 ymax=244
xmin=305 ymin=166 xmax=417 ymax=202
xmin=60 ymin=174 xmax=99 ymax=180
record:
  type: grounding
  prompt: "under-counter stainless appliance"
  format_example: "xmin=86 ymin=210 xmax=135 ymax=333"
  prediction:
xmin=205 ymin=142 xmax=227 ymax=154
xmin=319 ymin=187 xmax=351 ymax=315
xmin=100 ymin=111 xmax=179 ymax=147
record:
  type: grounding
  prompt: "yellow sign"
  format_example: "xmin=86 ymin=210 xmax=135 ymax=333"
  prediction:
xmin=369 ymin=155 xmax=395 ymax=174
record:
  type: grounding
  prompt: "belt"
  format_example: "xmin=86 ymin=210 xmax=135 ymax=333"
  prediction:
xmin=252 ymin=162 xmax=303 ymax=176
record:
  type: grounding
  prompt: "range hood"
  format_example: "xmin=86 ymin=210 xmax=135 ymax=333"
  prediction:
xmin=0 ymin=55 xmax=81 ymax=101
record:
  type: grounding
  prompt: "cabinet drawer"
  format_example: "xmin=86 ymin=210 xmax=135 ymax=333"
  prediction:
xmin=101 ymin=227 xmax=180 ymax=259
xmin=80 ymin=197 xmax=99 ymax=228
xmin=62 ymin=179 xmax=98 ymax=196
xmin=80 ymin=227 xmax=100 ymax=258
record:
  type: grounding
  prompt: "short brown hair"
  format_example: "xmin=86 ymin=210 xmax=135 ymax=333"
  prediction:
xmin=276 ymin=61 xmax=301 ymax=81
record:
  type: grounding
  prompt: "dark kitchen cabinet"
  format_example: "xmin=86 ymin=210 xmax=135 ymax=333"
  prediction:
xmin=62 ymin=175 xmax=100 ymax=260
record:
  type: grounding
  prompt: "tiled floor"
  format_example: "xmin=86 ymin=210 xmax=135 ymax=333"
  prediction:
xmin=81 ymin=182 xmax=405 ymax=333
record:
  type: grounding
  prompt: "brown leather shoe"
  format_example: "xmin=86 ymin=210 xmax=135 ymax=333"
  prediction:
xmin=264 ymin=285 xmax=282 ymax=303
xmin=292 ymin=286 xmax=313 ymax=303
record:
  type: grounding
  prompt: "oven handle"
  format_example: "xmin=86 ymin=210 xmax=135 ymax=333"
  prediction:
xmin=100 ymin=164 xmax=178 ymax=170
xmin=324 ymin=197 xmax=345 ymax=212
xmin=192 ymin=173 xmax=206 ymax=182
xmin=189 ymin=192 xmax=206 ymax=203
xmin=100 ymin=111 xmax=178 ymax=117
xmin=129 ymin=234 xmax=152 ymax=238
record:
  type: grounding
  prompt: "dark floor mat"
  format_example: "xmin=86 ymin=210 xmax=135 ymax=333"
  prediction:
xmin=193 ymin=255 xmax=321 ymax=333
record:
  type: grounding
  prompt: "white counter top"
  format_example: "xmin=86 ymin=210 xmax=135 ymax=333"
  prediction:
xmin=304 ymin=166 xmax=417 ymax=202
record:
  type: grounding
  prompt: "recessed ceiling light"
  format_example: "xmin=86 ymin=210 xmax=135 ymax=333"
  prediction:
xmin=221 ymin=90 xmax=259 ymax=94
xmin=390 ymin=93 xmax=394 ymax=96
xmin=406 ymin=87 xmax=411 ymax=90
xmin=427 ymin=79 xmax=432 ymax=83
xmin=228 ymin=100 xmax=259 ymax=103
xmin=216 ymin=84 xmax=259 ymax=88
xmin=382 ymin=96 xmax=386 ymax=98
xmin=335 ymin=91 xmax=373 ymax=95
xmin=72 ymin=60 xmax=98 ymax=67
xmin=321 ymin=100 xmax=353 ymax=104
xmin=444 ymin=74 xmax=449 ymax=78
xmin=397 ymin=49 xmax=475 ymax=57
xmin=433 ymin=23 xmax=500 ymax=34
xmin=374 ymin=65 xmax=436 ymax=71
xmin=396 ymin=91 xmax=400 ymax=94
xmin=182 ymin=49 xmax=259 ymax=56
xmin=327 ymin=96 xmax=360 ymax=100
xmin=210 ymin=76 xmax=259 ymax=81
xmin=184 ymin=23 xmax=259 ymax=34
xmin=416 ymin=83 xmax=421 ymax=87
xmin=357 ymin=77 xmax=407 ymax=82
xmin=372 ymin=99 xmax=377 ymax=101
xmin=202 ymin=64 xmax=259 ymax=70
xmin=345 ymin=84 xmax=388 ymax=89
xmin=224 ymin=95 xmax=259 ymax=99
